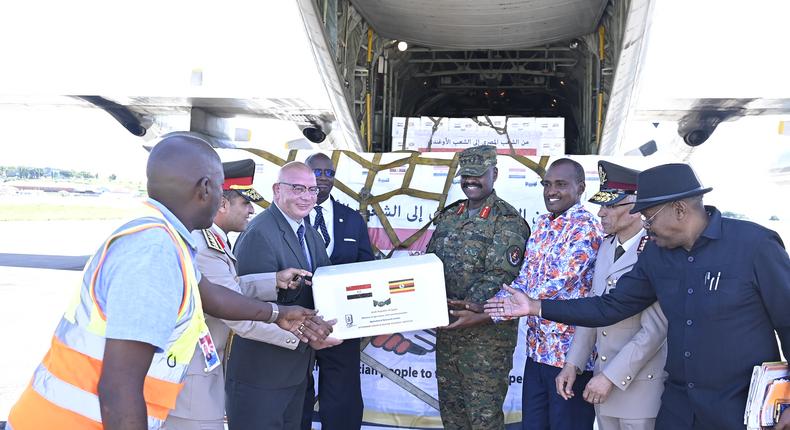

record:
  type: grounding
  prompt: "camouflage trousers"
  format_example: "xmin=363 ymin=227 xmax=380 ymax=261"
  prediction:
xmin=435 ymin=324 xmax=517 ymax=430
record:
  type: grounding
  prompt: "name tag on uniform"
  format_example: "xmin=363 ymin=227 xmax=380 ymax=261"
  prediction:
xmin=198 ymin=330 xmax=221 ymax=372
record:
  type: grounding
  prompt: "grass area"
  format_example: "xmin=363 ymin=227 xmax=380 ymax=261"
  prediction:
xmin=0 ymin=203 xmax=143 ymax=221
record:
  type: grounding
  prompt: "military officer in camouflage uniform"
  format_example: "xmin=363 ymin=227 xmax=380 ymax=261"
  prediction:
xmin=427 ymin=145 xmax=531 ymax=429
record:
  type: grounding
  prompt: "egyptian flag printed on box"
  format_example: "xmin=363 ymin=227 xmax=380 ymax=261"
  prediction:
xmin=346 ymin=284 xmax=372 ymax=300
xmin=388 ymin=278 xmax=415 ymax=294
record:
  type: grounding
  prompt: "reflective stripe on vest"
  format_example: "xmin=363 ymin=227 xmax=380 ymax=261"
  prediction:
xmin=8 ymin=203 xmax=206 ymax=429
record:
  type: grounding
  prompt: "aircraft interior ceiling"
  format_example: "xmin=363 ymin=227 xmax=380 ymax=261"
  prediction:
xmin=339 ymin=0 xmax=625 ymax=153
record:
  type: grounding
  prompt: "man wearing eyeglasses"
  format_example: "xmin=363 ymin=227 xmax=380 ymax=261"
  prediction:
xmin=301 ymin=152 xmax=374 ymax=430
xmin=226 ymin=161 xmax=341 ymax=430
xmin=486 ymin=163 xmax=790 ymax=430
xmin=165 ymin=159 xmax=328 ymax=430
xmin=556 ymin=161 xmax=667 ymax=430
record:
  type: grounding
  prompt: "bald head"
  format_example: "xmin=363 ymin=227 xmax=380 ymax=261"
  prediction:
xmin=277 ymin=161 xmax=313 ymax=183
xmin=147 ymin=133 xmax=223 ymax=231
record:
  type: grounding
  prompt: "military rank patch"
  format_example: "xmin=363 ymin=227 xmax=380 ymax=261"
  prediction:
xmin=202 ymin=229 xmax=225 ymax=253
xmin=507 ymin=245 xmax=523 ymax=267
xmin=479 ymin=206 xmax=491 ymax=219
xmin=456 ymin=202 xmax=466 ymax=215
xmin=637 ymin=235 xmax=650 ymax=254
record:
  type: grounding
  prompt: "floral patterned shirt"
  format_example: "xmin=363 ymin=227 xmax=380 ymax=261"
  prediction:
xmin=499 ymin=203 xmax=603 ymax=370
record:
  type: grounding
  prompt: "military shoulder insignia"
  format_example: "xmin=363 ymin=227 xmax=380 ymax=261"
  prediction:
xmin=438 ymin=199 xmax=465 ymax=215
xmin=202 ymin=229 xmax=225 ymax=253
xmin=506 ymin=245 xmax=524 ymax=267
xmin=456 ymin=202 xmax=466 ymax=215
xmin=433 ymin=199 xmax=465 ymax=225
xmin=479 ymin=205 xmax=491 ymax=219
xmin=637 ymin=235 xmax=650 ymax=254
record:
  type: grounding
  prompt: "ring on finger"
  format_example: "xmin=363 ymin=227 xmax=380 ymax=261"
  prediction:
xmin=299 ymin=323 xmax=306 ymax=331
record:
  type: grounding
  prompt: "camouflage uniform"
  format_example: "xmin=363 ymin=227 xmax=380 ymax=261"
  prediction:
xmin=427 ymin=146 xmax=530 ymax=430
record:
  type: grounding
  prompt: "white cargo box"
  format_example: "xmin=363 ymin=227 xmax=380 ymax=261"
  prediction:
xmin=312 ymin=254 xmax=448 ymax=340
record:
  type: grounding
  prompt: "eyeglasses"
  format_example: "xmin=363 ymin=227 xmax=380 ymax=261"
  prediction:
xmin=313 ymin=168 xmax=335 ymax=178
xmin=641 ymin=203 xmax=668 ymax=229
xmin=277 ymin=182 xmax=319 ymax=196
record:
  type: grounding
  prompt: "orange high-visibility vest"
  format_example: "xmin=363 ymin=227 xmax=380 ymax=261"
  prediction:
xmin=8 ymin=203 xmax=208 ymax=429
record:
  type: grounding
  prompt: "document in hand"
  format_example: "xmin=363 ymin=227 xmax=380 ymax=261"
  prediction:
xmin=312 ymin=253 xmax=449 ymax=339
xmin=745 ymin=361 xmax=789 ymax=429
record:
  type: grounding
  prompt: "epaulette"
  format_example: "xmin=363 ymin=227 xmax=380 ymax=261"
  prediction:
xmin=493 ymin=198 xmax=520 ymax=216
xmin=637 ymin=235 xmax=650 ymax=254
xmin=441 ymin=199 xmax=466 ymax=214
xmin=433 ymin=199 xmax=466 ymax=225
xmin=201 ymin=229 xmax=225 ymax=253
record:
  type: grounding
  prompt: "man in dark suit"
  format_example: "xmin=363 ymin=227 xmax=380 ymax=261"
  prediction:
xmin=486 ymin=163 xmax=790 ymax=430
xmin=226 ymin=161 xmax=338 ymax=430
xmin=302 ymin=152 xmax=375 ymax=430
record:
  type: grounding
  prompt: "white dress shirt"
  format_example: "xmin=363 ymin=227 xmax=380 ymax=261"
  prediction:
xmin=308 ymin=197 xmax=335 ymax=257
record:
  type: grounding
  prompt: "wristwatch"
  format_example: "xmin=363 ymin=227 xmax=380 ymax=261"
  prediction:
xmin=267 ymin=303 xmax=280 ymax=323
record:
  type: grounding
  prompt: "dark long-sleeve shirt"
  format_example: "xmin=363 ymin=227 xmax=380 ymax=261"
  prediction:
xmin=542 ymin=207 xmax=790 ymax=430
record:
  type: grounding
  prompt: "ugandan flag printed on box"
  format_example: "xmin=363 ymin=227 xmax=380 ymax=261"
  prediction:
xmin=346 ymin=284 xmax=372 ymax=300
xmin=388 ymin=278 xmax=415 ymax=294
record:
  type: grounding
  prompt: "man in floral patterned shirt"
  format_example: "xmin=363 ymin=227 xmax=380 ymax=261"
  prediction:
xmin=497 ymin=158 xmax=603 ymax=430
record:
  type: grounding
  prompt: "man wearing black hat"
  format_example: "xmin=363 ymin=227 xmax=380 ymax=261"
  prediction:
xmin=165 ymin=159 xmax=320 ymax=430
xmin=486 ymin=163 xmax=790 ymax=430
xmin=557 ymin=161 xmax=667 ymax=430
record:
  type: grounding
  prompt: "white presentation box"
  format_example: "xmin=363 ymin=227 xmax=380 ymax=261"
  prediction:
xmin=312 ymin=254 xmax=449 ymax=340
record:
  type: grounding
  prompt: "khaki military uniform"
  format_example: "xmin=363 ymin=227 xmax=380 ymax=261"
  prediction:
xmin=427 ymin=190 xmax=530 ymax=430
xmin=163 ymin=224 xmax=301 ymax=430
xmin=565 ymin=232 xmax=668 ymax=430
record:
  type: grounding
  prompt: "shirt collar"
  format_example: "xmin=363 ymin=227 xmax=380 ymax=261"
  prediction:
xmin=273 ymin=202 xmax=304 ymax=236
xmin=317 ymin=195 xmax=333 ymax=212
xmin=465 ymin=190 xmax=499 ymax=212
xmin=146 ymin=198 xmax=197 ymax=250
xmin=700 ymin=205 xmax=722 ymax=240
xmin=210 ymin=223 xmax=228 ymax=244
xmin=548 ymin=202 xmax=584 ymax=222
xmin=619 ymin=228 xmax=646 ymax=251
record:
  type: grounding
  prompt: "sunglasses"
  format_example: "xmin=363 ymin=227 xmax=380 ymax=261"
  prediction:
xmin=313 ymin=168 xmax=335 ymax=178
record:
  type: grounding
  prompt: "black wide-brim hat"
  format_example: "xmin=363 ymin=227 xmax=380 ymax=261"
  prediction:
xmin=630 ymin=163 xmax=712 ymax=213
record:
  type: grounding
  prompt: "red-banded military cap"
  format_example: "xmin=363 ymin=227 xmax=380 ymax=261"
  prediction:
xmin=588 ymin=160 xmax=640 ymax=206
xmin=222 ymin=159 xmax=263 ymax=202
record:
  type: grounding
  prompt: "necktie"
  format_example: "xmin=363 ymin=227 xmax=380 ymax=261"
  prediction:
xmin=313 ymin=206 xmax=331 ymax=248
xmin=296 ymin=224 xmax=312 ymax=269
xmin=614 ymin=245 xmax=625 ymax=262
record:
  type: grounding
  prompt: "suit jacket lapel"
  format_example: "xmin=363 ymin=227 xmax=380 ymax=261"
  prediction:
xmin=271 ymin=205 xmax=309 ymax=269
xmin=591 ymin=238 xmax=612 ymax=295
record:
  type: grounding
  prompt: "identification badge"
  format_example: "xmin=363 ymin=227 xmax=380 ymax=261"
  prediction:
xmin=198 ymin=330 xmax=221 ymax=372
